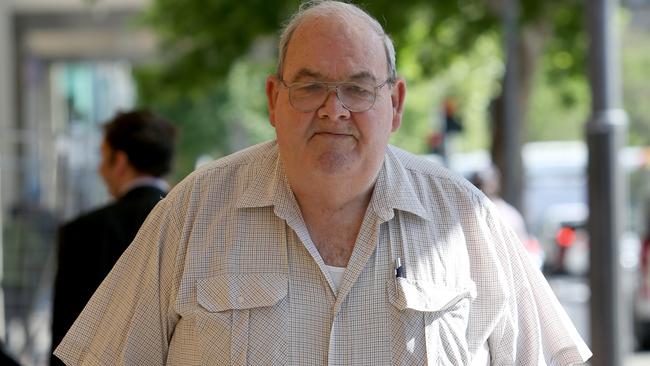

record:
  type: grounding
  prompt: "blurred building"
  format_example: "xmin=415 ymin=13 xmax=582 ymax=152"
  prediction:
xmin=626 ymin=0 xmax=650 ymax=28
xmin=0 ymin=0 xmax=154 ymax=364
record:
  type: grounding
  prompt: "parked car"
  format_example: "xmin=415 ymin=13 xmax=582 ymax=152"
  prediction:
xmin=544 ymin=214 xmax=640 ymax=275
xmin=548 ymin=215 xmax=648 ymax=348
xmin=537 ymin=203 xmax=589 ymax=276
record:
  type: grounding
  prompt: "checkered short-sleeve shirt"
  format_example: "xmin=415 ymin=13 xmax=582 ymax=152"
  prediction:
xmin=55 ymin=141 xmax=592 ymax=365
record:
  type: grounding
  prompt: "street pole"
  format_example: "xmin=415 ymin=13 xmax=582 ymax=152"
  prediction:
xmin=586 ymin=0 xmax=627 ymax=365
xmin=0 ymin=0 xmax=12 ymax=341
xmin=502 ymin=0 xmax=523 ymax=211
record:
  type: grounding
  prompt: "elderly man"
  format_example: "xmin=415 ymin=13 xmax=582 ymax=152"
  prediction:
xmin=55 ymin=1 xmax=591 ymax=365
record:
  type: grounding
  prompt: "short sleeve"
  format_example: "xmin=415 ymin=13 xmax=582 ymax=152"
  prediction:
xmin=484 ymin=202 xmax=592 ymax=365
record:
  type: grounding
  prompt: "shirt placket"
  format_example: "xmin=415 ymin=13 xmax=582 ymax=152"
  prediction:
xmin=326 ymin=212 xmax=385 ymax=366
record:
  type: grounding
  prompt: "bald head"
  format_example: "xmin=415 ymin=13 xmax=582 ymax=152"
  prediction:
xmin=277 ymin=0 xmax=396 ymax=83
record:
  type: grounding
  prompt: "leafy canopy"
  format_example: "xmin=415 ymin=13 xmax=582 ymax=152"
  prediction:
xmin=136 ymin=0 xmax=589 ymax=177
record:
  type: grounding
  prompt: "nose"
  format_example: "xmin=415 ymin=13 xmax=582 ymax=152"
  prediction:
xmin=317 ymin=88 xmax=351 ymax=120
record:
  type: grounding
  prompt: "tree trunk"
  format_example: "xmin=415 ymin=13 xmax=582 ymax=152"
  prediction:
xmin=491 ymin=22 xmax=547 ymax=214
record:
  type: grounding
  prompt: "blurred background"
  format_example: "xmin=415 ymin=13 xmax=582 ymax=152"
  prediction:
xmin=0 ymin=0 xmax=649 ymax=364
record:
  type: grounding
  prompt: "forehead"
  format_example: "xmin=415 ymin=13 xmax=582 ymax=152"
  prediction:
xmin=283 ymin=14 xmax=387 ymax=81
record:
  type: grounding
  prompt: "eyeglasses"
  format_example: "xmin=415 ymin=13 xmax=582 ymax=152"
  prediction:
xmin=279 ymin=78 xmax=392 ymax=113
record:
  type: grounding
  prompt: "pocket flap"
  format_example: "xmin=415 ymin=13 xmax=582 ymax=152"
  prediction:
xmin=387 ymin=278 xmax=476 ymax=312
xmin=197 ymin=273 xmax=288 ymax=312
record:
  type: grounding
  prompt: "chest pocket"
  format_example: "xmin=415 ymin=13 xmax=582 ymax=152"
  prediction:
xmin=195 ymin=273 xmax=288 ymax=366
xmin=387 ymin=278 xmax=476 ymax=366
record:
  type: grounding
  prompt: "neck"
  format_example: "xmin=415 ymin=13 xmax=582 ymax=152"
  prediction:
xmin=115 ymin=171 xmax=163 ymax=198
xmin=279 ymin=150 xmax=385 ymax=263
xmin=123 ymin=176 xmax=167 ymax=194
xmin=287 ymin=167 xmax=378 ymax=218
xmin=287 ymin=170 xmax=377 ymax=267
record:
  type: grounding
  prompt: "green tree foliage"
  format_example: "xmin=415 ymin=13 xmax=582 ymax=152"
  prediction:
xmin=623 ymin=31 xmax=650 ymax=146
xmin=137 ymin=0 xmax=294 ymax=96
xmin=135 ymin=0 xmax=590 ymax=178
xmin=527 ymin=54 xmax=590 ymax=142
xmin=394 ymin=24 xmax=502 ymax=154
xmin=527 ymin=9 xmax=650 ymax=146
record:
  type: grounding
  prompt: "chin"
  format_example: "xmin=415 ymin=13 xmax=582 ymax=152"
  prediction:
xmin=315 ymin=151 xmax=356 ymax=175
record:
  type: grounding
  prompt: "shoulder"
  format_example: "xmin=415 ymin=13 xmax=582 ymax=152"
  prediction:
xmin=123 ymin=185 xmax=166 ymax=200
xmin=182 ymin=141 xmax=274 ymax=184
xmin=159 ymin=141 xmax=277 ymax=215
xmin=57 ymin=203 xmax=118 ymax=251
xmin=387 ymin=145 xmax=466 ymax=182
xmin=117 ymin=186 xmax=166 ymax=210
xmin=61 ymin=203 xmax=115 ymax=233
xmin=202 ymin=141 xmax=275 ymax=169
xmin=385 ymin=145 xmax=487 ymax=206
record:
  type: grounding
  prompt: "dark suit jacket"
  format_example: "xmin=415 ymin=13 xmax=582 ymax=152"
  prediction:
xmin=50 ymin=185 xmax=166 ymax=365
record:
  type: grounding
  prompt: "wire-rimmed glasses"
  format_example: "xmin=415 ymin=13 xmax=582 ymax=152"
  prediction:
xmin=279 ymin=78 xmax=392 ymax=113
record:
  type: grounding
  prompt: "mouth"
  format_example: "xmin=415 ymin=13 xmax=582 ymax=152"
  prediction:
xmin=313 ymin=132 xmax=355 ymax=139
xmin=317 ymin=132 xmax=348 ymax=136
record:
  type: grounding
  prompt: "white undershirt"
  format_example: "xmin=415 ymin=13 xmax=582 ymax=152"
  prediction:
xmin=324 ymin=265 xmax=346 ymax=291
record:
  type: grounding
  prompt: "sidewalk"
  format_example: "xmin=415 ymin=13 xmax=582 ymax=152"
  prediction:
xmin=626 ymin=352 xmax=650 ymax=366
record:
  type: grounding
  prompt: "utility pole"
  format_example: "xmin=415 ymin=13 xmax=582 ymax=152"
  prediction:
xmin=586 ymin=0 xmax=627 ymax=365
xmin=0 ymin=0 xmax=12 ymax=341
xmin=501 ymin=0 xmax=523 ymax=211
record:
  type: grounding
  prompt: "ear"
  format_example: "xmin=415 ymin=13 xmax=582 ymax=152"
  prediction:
xmin=390 ymin=78 xmax=406 ymax=132
xmin=266 ymin=75 xmax=281 ymax=128
xmin=113 ymin=150 xmax=131 ymax=175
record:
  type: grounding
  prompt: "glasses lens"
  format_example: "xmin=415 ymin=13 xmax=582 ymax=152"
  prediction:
xmin=289 ymin=83 xmax=328 ymax=112
xmin=287 ymin=81 xmax=378 ymax=112
xmin=338 ymin=83 xmax=375 ymax=112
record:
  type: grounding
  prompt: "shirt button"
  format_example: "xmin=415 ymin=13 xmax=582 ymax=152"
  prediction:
xmin=237 ymin=296 xmax=245 ymax=304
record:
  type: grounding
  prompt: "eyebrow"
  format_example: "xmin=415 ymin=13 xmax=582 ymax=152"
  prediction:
xmin=348 ymin=72 xmax=378 ymax=84
xmin=289 ymin=69 xmax=378 ymax=83
xmin=290 ymin=69 xmax=324 ymax=82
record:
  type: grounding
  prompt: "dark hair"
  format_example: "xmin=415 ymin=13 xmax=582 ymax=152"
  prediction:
xmin=103 ymin=110 xmax=178 ymax=177
xmin=469 ymin=165 xmax=501 ymax=198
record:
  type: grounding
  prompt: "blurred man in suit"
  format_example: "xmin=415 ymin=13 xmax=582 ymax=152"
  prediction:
xmin=50 ymin=110 xmax=177 ymax=365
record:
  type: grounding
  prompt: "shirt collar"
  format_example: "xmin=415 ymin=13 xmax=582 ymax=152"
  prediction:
xmin=235 ymin=142 xmax=429 ymax=222
xmin=119 ymin=176 xmax=168 ymax=197
xmin=235 ymin=142 xmax=298 ymax=220
xmin=370 ymin=146 xmax=430 ymax=222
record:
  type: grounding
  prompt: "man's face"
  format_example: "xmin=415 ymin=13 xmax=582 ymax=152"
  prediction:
xmin=98 ymin=140 xmax=121 ymax=198
xmin=266 ymin=15 xmax=405 ymax=180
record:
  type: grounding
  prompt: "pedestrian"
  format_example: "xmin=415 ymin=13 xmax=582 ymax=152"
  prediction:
xmin=50 ymin=110 xmax=177 ymax=365
xmin=469 ymin=164 xmax=544 ymax=268
xmin=54 ymin=1 xmax=591 ymax=364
